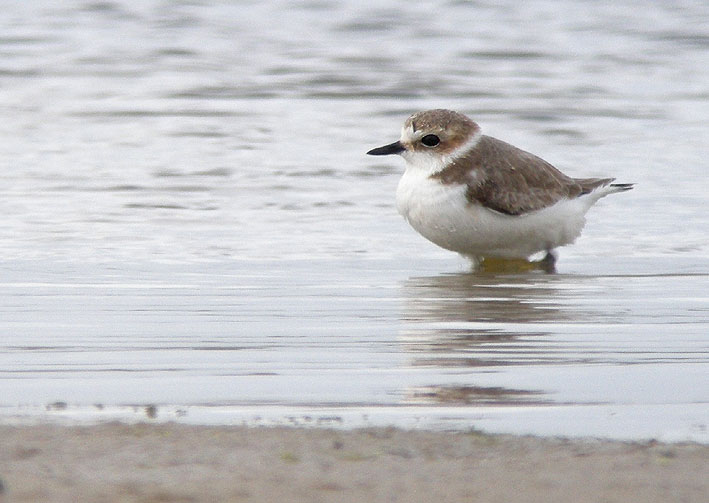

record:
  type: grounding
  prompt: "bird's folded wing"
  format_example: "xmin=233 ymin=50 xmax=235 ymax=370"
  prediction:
xmin=433 ymin=135 xmax=606 ymax=216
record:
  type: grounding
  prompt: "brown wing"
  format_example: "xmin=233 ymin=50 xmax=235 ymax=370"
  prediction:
xmin=433 ymin=136 xmax=610 ymax=215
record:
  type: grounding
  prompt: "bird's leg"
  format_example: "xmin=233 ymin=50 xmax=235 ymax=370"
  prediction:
xmin=539 ymin=250 xmax=557 ymax=273
xmin=475 ymin=252 xmax=557 ymax=274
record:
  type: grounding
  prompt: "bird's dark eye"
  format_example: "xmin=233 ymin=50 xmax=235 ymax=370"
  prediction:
xmin=421 ymin=134 xmax=440 ymax=147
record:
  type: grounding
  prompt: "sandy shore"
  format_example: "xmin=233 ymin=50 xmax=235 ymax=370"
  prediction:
xmin=0 ymin=423 xmax=706 ymax=503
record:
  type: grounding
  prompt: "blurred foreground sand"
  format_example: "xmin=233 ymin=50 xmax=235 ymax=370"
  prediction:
xmin=0 ymin=423 xmax=706 ymax=502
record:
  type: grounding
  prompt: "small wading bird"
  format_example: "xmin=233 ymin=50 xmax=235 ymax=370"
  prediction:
xmin=367 ymin=109 xmax=633 ymax=272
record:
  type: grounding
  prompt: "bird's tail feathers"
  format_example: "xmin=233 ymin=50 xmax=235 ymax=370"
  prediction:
xmin=577 ymin=177 xmax=634 ymax=199
xmin=608 ymin=183 xmax=634 ymax=193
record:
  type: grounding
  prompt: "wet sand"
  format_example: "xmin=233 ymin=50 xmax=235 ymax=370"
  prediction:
xmin=0 ymin=423 xmax=706 ymax=502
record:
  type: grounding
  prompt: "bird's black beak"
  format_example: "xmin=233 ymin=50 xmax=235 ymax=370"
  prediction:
xmin=366 ymin=141 xmax=405 ymax=156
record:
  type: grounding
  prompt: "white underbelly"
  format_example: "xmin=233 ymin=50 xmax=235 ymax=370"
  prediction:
xmin=396 ymin=170 xmax=588 ymax=259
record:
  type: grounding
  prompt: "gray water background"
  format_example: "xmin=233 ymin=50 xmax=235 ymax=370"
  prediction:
xmin=1 ymin=0 xmax=708 ymax=441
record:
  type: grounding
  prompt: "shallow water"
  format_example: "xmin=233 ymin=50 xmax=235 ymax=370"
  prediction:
xmin=1 ymin=0 xmax=708 ymax=441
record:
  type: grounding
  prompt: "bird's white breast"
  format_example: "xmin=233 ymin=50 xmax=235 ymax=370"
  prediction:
xmin=396 ymin=167 xmax=470 ymax=248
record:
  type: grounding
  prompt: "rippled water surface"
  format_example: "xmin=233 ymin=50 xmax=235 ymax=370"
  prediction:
xmin=1 ymin=0 xmax=708 ymax=441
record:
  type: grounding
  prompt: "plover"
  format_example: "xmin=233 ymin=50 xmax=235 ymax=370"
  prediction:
xmin=367 ymin=109 xmax=633 ymax=270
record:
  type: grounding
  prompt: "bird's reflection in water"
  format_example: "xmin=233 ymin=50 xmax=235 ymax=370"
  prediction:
xmin=400 ymin=271 xmax=586 ymax=406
